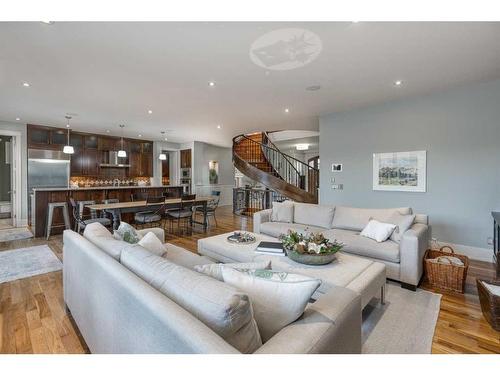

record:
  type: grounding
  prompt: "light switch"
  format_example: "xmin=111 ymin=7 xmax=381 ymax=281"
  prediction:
xmin=332 ymin=184 xmax=343 ymax=190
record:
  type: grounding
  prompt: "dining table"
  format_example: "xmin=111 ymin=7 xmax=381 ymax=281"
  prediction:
xmin=86 ymin=197 xmax=213 ymax=230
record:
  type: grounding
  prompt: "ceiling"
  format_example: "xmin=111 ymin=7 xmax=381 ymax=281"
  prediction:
xmin=1 ymin=22 xmax=500 ymax=147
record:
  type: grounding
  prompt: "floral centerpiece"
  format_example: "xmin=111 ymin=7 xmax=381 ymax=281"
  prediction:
xmin=280 ymin=229 xmax=343 ymax=265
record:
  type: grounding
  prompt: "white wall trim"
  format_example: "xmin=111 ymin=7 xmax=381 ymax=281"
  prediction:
xmin=0 ymin=129 xmax=22 ymax=228
xmin=430 ymin=240 xmax=494 ymax=263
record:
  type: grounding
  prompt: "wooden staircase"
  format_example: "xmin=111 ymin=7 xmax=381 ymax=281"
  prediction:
xmin=233 ymin=132 xmax=319 ymax=204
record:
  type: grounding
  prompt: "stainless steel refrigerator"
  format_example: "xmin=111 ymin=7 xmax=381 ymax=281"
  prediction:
xmin=28 ymin=149 xmax=71 ymax=229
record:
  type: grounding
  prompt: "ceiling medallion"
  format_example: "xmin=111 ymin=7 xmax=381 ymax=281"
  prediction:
xmin=250 ymin=28 xmax=322 ymax=71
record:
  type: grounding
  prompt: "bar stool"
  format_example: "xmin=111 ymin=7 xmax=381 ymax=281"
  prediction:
xmin=46 ymin=202 xmax=71 ymax=240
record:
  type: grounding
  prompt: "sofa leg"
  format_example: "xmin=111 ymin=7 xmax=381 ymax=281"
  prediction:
xmin=401 ymin=282 xmax=417 ymax=291
xmin=380 ymin=284 xmax=386 ymax=305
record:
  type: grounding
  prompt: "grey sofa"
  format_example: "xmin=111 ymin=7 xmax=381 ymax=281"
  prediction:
xmin=63 ymin=225 xmax=362 ymax=354
xmin=254 ymin=203 xmax=429 ymax=290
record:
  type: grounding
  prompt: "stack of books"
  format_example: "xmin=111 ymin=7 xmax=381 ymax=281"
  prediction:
xmin=255 ymin=241 xmax=285 ymax=256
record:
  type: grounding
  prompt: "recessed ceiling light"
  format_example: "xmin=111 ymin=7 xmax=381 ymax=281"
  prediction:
xmin=23 ymin=82 xmax=30 ymax=87
xmin=284 ymin=108 xmax=290 ymax=113
xmin=394 ymin=80 xmax=403 ymax=86
xmin=217 ymin=125 xmax=222 ymax=129
xmin=208 ymin=81 xmax=216 ymax=87
xmin=15 ymin=117 xmax=20 ymax=121
xmin=138 ymin=134 xmax=142 ymax=137
xmin=106 ymin=130 xmax=110 ymax=133
xmin=148 ymin=109 xmax=153 ymax=114
xmin=164 ymin=137 xmax=168 ymax=141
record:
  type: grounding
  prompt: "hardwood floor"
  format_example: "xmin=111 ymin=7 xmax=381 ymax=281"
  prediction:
xmin=0 ymin=205 xmax=499 ymax=354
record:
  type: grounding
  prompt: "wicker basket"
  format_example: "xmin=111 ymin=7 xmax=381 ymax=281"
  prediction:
xmin=477 ymin=279 xmax=500 ymax=331
xmin=424 ymin=246 xmax=469 ymax=293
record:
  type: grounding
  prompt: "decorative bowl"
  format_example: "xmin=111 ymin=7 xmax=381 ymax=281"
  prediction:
xmin=285 ymin=249 xmax=338 ymax=265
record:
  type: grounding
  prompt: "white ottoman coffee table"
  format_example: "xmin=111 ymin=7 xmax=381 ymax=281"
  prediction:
xmin=198 ymin=232 xmax=386 ymax=308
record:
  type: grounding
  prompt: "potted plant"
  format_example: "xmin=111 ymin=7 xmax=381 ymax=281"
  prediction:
xmin=280 ymin=229 xmax=343 ymax=265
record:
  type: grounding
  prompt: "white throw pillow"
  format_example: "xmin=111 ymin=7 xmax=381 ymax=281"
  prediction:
xmin=114 ymin=222 xmax=142 ymax=244
xmin=360 ymin=220 xmax=396 ymax=242
xmin=270 ymin=201 xmax=294 ymax=223
xmin=386 ymin=213 xmax=416 ymax=243
xmin=121 ymin=246 xmax=262 ymax=353
xmin=195 ymin=260 xmax=272 ymax=281
xmin=221 ymin=267 xmax=321 ymax=342
xmin=137 ymin=231 xmax=167 ymax=257
xmin=83 ymin=222 xmax=113 ymax=239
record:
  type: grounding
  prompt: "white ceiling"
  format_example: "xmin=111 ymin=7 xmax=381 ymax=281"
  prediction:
xmin=1 ymin=22 xmax=500 ymax=147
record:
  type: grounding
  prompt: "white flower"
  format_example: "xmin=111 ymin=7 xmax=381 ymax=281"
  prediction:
xmin=307 ymin=242 xmax=321 ymax=254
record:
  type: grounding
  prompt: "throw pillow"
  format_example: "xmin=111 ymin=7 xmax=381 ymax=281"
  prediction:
xmin=137 ymin=231 xmax=167 ymax=257
xmin=386 ymin=212 xmax=416 ymax=243
xmin=270 ymin=201 xmax=294 ymax=223
xmin=195 ymin=260 xmax=272 ymax=281
xmin=121 ymin=246 xmax=262 ymax=353
xmin=360 ymin=219 xmax=397 ymax=242
xmin=221 ymin=267 xmax=321 ymax=342
xmin=114 ymin=221 xmax=142 ymax=244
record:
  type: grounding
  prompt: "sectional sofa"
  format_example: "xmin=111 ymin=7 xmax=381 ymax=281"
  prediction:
xmin=63 ymin=224 xmax=361 ymax=354
xmin=254 ymin=203 xmax=429 ymax=290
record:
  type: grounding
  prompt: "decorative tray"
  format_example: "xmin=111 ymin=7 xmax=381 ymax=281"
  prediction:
xmin=227 ymin=232 xmax=256 ymax=245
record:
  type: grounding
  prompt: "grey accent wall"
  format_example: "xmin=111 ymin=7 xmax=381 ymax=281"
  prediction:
xmin=0 ymin=121 xmax=28 ymax=224
xmin=319 ymin=79 xmax=500 ymax=251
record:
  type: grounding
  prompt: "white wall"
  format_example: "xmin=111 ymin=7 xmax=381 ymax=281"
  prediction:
xmin=192 ymin=141 xmax=234 ymax=206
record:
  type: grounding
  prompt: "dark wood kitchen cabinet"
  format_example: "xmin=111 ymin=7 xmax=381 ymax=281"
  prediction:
xmin=128 ymin=141 xmax=153 ymax=177
xmin=180 ymin=149 xmax=191 ymax=168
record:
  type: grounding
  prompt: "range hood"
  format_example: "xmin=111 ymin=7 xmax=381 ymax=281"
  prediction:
xmin=100 ymin=151 xmax=130 ymax=168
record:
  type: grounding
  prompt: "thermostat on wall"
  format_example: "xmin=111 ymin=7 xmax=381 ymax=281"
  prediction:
xmin=332 ymin=163 xmax=343 ymax=172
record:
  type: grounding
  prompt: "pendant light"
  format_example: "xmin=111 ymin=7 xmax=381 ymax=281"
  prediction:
xmin=63 ymin=115 xmax=74 ymax=154
xmin=118 ymin=124 xmax=127 ymax=158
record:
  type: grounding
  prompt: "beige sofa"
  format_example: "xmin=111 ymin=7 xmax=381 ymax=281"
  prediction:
xmin=254 ymin=203 xmax=429 ymax=290
xmin=63 ymin=225 xmax=362 ymax=354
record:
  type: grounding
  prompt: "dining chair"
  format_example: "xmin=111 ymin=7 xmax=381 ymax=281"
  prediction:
xmin=164 ymin=194 xmax=196 ymax=234
xmin=69 ymin=198 xmax=112 ymax=234
xmin=134 ymin=196 xmax=165 ymax=228
xmin=194 ymin=191 xmax=220 ymax=227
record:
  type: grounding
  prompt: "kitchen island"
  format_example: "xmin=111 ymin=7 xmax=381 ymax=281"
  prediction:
xmin=31 ymin=185 xmax=184 ymax=238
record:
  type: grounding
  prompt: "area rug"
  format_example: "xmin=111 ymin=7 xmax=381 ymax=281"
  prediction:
xmin=0 ymin=245 xmax=62 ymax=284
xmin=362 ymin=282 xmax=442 ymax=354
xmin=0 ymin=227 xmax=34 ymax=242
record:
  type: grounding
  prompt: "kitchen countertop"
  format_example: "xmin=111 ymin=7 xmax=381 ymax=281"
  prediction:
xmin=33 ymin=185 xmax=184 ymax=192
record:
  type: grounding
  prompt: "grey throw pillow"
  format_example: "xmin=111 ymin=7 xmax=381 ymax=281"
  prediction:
xmin=387 ymin=213 xmax=415 ymax=242
xmin=270 ymin=201 xmax=294 ymax=223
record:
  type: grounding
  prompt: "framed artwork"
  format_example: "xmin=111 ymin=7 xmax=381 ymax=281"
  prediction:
xmin=373 ymin=150 xmax=426 ymax=192
xmin=209 ymin=160 xmax=219 ymax=184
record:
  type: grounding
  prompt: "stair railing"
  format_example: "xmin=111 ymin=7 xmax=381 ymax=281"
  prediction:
xmin=233 ymin=133 xmax=319 ymax=199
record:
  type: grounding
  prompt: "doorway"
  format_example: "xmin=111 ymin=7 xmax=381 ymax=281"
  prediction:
xmin=0 ymin=135 xmax=13 ymax=229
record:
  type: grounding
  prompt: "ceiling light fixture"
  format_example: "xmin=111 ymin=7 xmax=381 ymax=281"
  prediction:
xmin=306 ymin=85 xmax=321 ymax=91
xmin=106 ymin=130 xmax=110 ymax=133
xmin=138 ymin=134 xmax=142 ymax=137
xmin=159 ymin=153 xmax=167 ymax=160
xmin=41 ymin=21 xmax=54 ymax=24
xmin=63 ymin=116 xmax=74 ymax=154
xmin=208 ymin=81 xmax=216 ymax=87
xmin=118 ymin=125 xmax=127 ymax=158
xmin=23 ymin=82 xmax=30 ymax=87
xmin=148 ymin=110 xmax=153 ymax=114
xmin=284 ymin=108 xmax=290 ymax=113
xmin=217 ymin=125 xmax=222 ymax=129
xmin=15 ymin=117 xmax=20 ymax=121
xmin=394 ymin=80 xmax=403 ymax=86
xmin=296 ymin=144 xmax=309 ymax=151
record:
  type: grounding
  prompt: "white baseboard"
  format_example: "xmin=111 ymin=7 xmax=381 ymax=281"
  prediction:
xmin=15 ymin=219 xmax=28 ymax=227
xmin=430 ymin=240 xmax=494 ymax=263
